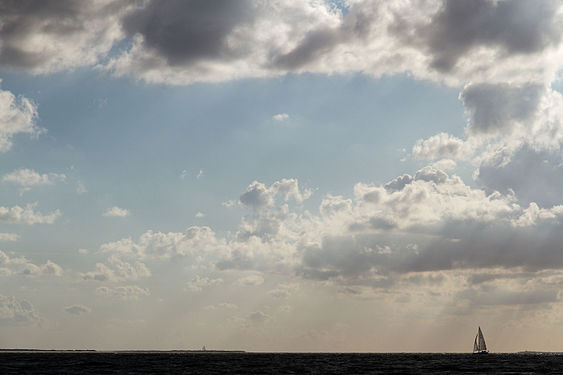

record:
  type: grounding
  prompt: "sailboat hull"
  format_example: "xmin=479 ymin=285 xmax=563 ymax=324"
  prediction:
xmin=473 ymin=351 xmax=488 ymax=354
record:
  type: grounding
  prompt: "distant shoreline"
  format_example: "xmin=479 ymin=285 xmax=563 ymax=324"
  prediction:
xmin=0 ymin=349 xmax=245 ymax=353
xmin=2 ymin=350 xmax=563 ymax=355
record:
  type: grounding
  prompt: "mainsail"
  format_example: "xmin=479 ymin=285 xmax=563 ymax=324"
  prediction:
xmin=473 ymin=326 xmax=488 ymax=353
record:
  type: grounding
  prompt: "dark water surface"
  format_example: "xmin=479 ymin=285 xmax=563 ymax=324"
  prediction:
xmin=1 ymin=352 xmax=562 ymax=374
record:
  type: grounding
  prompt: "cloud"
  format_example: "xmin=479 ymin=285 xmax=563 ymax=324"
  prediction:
xmin=247 ymin=311 xmax=269 ymax=324
xmin=0 ymin=0 xmax=130 ymax=74
xmin=235 ymin=274 xmax=264 ymax=286
xmin=222 ymin=200 xmax=236 ymax=208
xmin=205 ymin=302 xmax=238 ymax=311
xmin=392 ymin=0 xmax=563 ymax=73
xmin=82 ymin=255 xmax=150 ymax=282
xmin=0 ymin=295 xmax=40 ymax=325
xmin=100 ymin=226 xmax=227 ymax=260
xmin=272 ymin=113 xmax=289 ymax=122
xmin=3 ymin=168 xmax=66 ymax=192
xmin=76 ymin=181 xmax=87 ymax=194
xmin=268 ymin=283 xmax=298 ymax=299
xmin=412 ymin=84 xmax=563 ymax=207
xmin=220 ymin=171 xmax=563 ymax=285
xmin=121 ymin=0 xmax=255 ymax=66
xmin=218 ymin=302 xmax=238 ymax=310
xmin=103 ymin=206 xmax=130 ymax=217
xmin=94 ymin=170 xmax=563 ymax=312
xmin=106 ymin=0 xmax=341 ymax=84
xmin=0 ymin=251 xmax=62 ymax=278
xmin=0 ymin=203 xmax=60 ymax=225
xmin=101 ymin=172 xmax=556 ymax=284
xmin=102 ymin=0 xmax=563 ymax=85
xmin=411 ymin=78 xmax=563 ymax=211
xmin=460 ymin=82 xmax=546 ymax=135
xmin=0 ymin=0 xmax=560 ymax=87
xmin=0 ymin=83 xmax=41 ymax=152
xmin=95 ymin=285 xmax=150 ymax=300
xmin=97 ymin=171 xmax=563 ymax=289
xmin=179 ymin=169 xmax=204 ymax=180
xmin=456 ymin=285 xmax=558 ymax=307
xmin=476 ymin=145 xmax=563 ymax=207
xmin=412 ymin=133 xmax=469 ymax=161
xmin=0 ymin=233 xmax=20 ymax=242
xmin=237 ymin=179 xmax=312 ymax=243
xmin=185 ymin=275 xmax=223 ymax=292
xmin=0 ymin=250 xmax=63 ymax=278
xmin=431 ymin=159 xmax=457 ymax=172
xmin=240 ymin=179 xmax=311 ymax=210
xmin=64 ymin=304 xmax=91 ymax=315
xmin=21 ymin=260 xmax=63 ymax=277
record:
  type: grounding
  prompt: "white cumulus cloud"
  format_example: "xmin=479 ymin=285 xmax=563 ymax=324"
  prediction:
xmin=96 ymin=285 xmax=150 ymax=300
xmin=0 ymin=295 xmax=40 ymax=325
xmin=0 ymin=83 xmax=41 ymax=152
xmin=185 ymin=275 xmax=224 ymax=293
xmin=0 ymin=203 xmax=60 ymax=225
xmin=103 ymin=206 xmax=130 ymax=217
xmin=0 ymin=233 xmax=20 ymax=242
xmin=272 ymin=113 xmax=289 ymax=121
xmin=3 ymin=168 xmax=66 ymax=192
xmin=82 ymin=255 xmax=150 ymax=282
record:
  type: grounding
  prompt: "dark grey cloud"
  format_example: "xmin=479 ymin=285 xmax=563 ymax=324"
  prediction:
xmin=476 ymin=146 xmax=563 ymax=207
xmin=272 ymin=3 xmax=376 ymax=70
xmin=273 ymin=28 xmax=341 ymax=70
xmin=399 ymin=220 xmax=563 ymax=273
xmin=122 ymin=0 xmax=254 ymax=66
xmin=300 ymin=236 xmax=377 ymax=280
xmin=461 ymin=82 xmax=545 ymax=134
xmin=0 ymin=0 xmax=128 ymax=72
xmin=64 ymin=304 xmax=91 ymax=315
xmin=0 ymin=0 xmax=561 ymax=84
xmin=0 ymin=0 xmax=81 ymax=69
xmin=240 ymin=181 xmax=271 ymax=210
xmin=392 ymin=0 xmax=563 ymax=72
xmin=296 ymin=213 xmax=563 ymax=287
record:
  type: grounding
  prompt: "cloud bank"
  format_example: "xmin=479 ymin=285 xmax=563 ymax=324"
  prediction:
xmin=0 ymin=0 xmax=558 ymax=86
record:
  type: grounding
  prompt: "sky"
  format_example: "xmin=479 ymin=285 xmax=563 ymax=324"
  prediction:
xmin=1 ymin=0 xmax=563 ymax=352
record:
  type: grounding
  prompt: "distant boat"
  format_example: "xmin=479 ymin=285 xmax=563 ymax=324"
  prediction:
xmin=202 ymin=346 xmax=206 ymax=352
xmin=473 ymin=326 xmax=488 ymax=354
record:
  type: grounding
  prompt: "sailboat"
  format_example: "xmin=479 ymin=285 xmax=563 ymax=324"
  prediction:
xmin=473 ymin=326 xmax=488 ymax=354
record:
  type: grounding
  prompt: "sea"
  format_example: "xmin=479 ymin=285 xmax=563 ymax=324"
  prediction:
xmin=1 ymin=352 xmax=562 ymax=374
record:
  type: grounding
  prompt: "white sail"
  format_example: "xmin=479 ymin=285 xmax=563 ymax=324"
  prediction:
xmin=478 ymin=327 xmax=487 ymax=351
xmin=473 ymin=326 xmax=488 ymax=353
